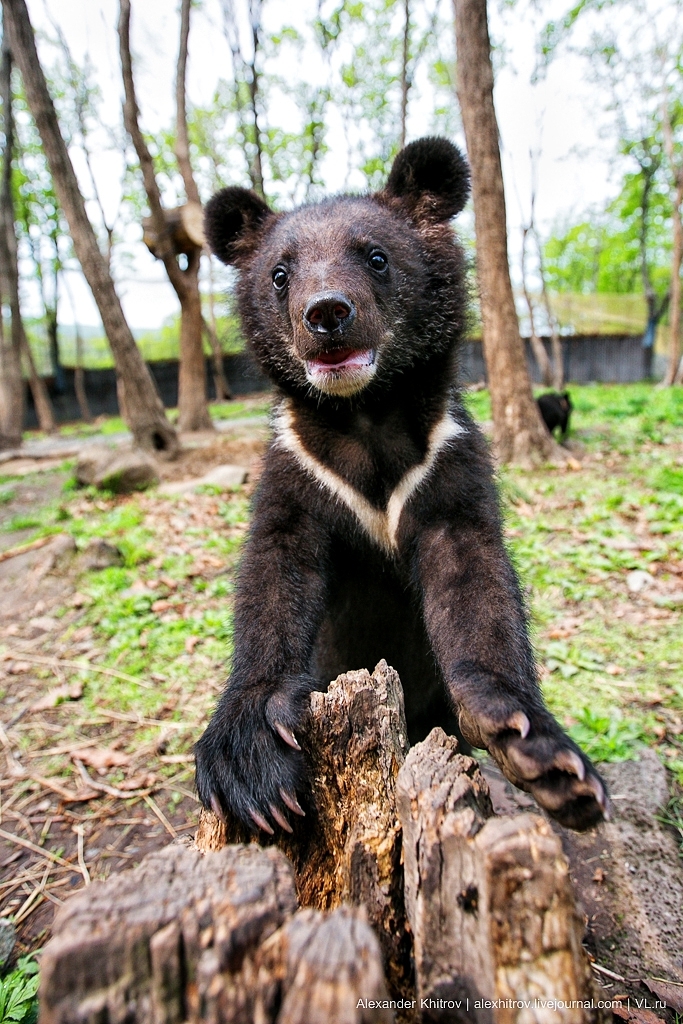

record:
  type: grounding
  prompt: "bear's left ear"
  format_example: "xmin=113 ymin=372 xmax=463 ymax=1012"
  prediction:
xmin=204 ymin=187 xmax=275 ymax=264
xmin=381 ymin=137 xmax=470 ymax=223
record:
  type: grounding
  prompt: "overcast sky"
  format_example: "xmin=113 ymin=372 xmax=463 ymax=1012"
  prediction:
xmin=25 ymin=0 xmax=618 ymax=330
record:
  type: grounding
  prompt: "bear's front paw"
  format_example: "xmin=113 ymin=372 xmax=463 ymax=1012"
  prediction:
xmin=195 ymin=676 xmax=317 ymax=834
xmin=459 ymin=706 xmax=610 ymax=831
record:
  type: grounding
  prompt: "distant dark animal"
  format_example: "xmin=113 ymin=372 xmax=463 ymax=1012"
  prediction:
xmin=537 ymin=391 xmax=573 ymax=439
xmin=194 ymin=138 xmax=608 ymax=838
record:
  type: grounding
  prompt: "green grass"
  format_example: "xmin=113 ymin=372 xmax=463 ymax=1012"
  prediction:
xmin=209 ymin=398 xmax=271 ymax=420
xmin=5 ymin=382 xmax=683 ymax=779
xmin=492 ymin=383 xmax=683 ymax=773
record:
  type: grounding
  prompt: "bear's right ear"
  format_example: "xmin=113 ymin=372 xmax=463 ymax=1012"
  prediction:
xmin=381 ymin=137 xmax=470 ymax=223
xmin=204 ymin=187 xmax=274 ymax=264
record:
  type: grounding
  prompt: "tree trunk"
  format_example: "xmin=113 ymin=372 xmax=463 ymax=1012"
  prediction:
xmin=175 ymin=0 xmax=201 ymax=208
xmin=399 ymin=0 xmax=410 ymax=151
xmin=204 ymin=254 xmax=231 ymax=401
xmin=521 ymin=225 xmax=552 ymax=387
xmin=0 ymin=24 xmax=23 ymax=449
xmin=118 ymin=0 xmax=212 ymax=433
xmin=248 ymin=5 xmax=265 ymax=198
xmin=536 ymin=233 xmax=565 ymax=390
xmin=203 ymin=317 xmax=230 ymax=401
xmin=452 ymin=0 xmax=557 ymax=465
xmin=0 ymin=311 xmax=23 ymax=449
xmin=46 ymin=305 xmax=66 ymax=394
xmin=178 ymin=248 xmax=211 ymax=429
xmin=74 ymin=326 xmax=92 ymax=423
xmin=663 ymin=190 xmax=682 ymax=386
xmin=21 ymin=332 xmax=55 ymax=433
xmin=2 ymin=0 xmax=178 ymax=456
xmin=662 ymin=106 xmax=683 ymax=388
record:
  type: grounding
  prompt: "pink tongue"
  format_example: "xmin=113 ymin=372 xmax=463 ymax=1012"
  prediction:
xmin=310 ymin=348 xmax=373 ymax=370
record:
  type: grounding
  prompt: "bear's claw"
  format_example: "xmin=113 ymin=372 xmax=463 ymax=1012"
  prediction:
xmin=273 ymin=721 xmax=301 ymax=750
xmin=459 ymin=704 xmax=610 ymax=831
xmin=195 ymin=675 xmax=317 ymax=834
xmin=280 ymin=788 xmax=306 ymax=816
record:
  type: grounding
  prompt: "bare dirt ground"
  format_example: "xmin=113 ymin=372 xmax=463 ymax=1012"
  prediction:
xmin=0 ymin=404 xmax=268 ymax=954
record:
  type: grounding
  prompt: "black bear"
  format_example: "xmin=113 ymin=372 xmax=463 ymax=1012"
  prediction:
xmin=537 ymin=391 xmax=573 ymax=439
xmin=196 ymin=138 xmax=608 ymax=835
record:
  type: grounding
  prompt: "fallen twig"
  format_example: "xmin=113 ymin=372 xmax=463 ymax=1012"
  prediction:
xmin=0 ymin=721 xmax=25 ymax=776
xmin=591 ymin=963 xmax=627 ymax=982
xmin=31 ymin=773 xmax=98 ymax=803
xmin=0 ymin=536 xmax=52 ymax=563
xmin=13 ymin=863 xmax=50 ymax=925
xmin=143 ymin=793 xmax=177 ymax=839
xmin=74 ymin=760 xmax=153 ymax=801
xmin=93 ymin=709 xmax=192 ymax=728
xmin=10 ymin=653 xmax=152 ymax=689
xmin=74 ymin=825 xmax=90 ymax=886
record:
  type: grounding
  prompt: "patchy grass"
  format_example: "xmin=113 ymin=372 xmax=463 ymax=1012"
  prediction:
xmin=496 ymin=383 xmax=683 ymax=780
xmin=1 ymin=382 xmax=682 ymax=959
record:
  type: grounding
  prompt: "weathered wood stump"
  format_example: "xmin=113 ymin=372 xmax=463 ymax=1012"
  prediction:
xmin=397 ymin=728 xmax=607 ymax=1024
xmin=41 ymin=665 xmax=607 ymax=1024
xmin=38 ymin=843 xmax=391 ymax=1023
xmin=197 ymin=660 xmax=412 ymax=999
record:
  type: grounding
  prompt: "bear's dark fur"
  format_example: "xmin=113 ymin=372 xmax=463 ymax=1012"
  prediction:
xmin=196 ymin=138 xmax=608 ymax=835
xmin=537 ymin=391 xmax=573 ymax=439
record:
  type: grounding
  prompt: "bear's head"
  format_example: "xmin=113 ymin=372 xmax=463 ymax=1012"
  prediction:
xmin=204 ymin=137 xmax=470 ymax=401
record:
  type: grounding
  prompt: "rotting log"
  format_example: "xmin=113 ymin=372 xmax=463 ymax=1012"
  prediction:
xmin=196 ymin=660 xmax=413 ymax=1000
xmin=397 ymin=728 xmax=607 ymax=1024
xmin=37 ymin=842 xmax=392 ymax=1024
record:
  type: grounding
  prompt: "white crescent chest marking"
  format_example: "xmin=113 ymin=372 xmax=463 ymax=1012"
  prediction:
xmin=273 ymin=402 xmax=466 ymax=554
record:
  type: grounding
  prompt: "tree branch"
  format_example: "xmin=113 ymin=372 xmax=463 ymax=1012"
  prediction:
xmin=175 ymin=0 xmax=201 ymax=207
xmin=117 ymin=0 xmax=186 ymax=297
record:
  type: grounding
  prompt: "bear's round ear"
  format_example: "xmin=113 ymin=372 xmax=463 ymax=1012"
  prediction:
xmin=204 ymin=187 xmax=274 ymax=264
xmin=382 ymin=137 xmax=470 ymax=223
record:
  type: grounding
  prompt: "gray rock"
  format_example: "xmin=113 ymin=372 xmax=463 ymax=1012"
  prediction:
xmin=600 ymin=746 xmax=669 ymax=825
xmin=28 ymin=615 xmax=60 ymax=633
xmin=0 ymin=917 xmax=15 ymax=967
xmin=158 ymin=463 xmax=248 ymax=496
xmin=626 ymin=569 xmax=655 ymax=593
xmin=75 ymin=444 xmax=117 ymax=487
xmin=79 ymin=538 xmax=123 ymax=570
xmin=77 ymin=445 xmax=158 ymax=493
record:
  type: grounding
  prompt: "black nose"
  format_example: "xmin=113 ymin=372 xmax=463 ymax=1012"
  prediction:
xmin=303 ymin=291 xmax=356 ymax=335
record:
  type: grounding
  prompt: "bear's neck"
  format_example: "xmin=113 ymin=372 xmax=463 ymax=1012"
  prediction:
xmin=273 ymin=347 xmax=461 ymax=510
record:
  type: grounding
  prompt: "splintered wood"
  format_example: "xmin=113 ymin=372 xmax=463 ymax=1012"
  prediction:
xmin=38 ymin=843 xmax=390 ymax=1024
xmin=197 ymin=660 xmax=412 ymax=998
xmin=397 ymin=728 xmax=606 ymax=1024
xmin=41 ymin=666 xmax=605 ymax=1024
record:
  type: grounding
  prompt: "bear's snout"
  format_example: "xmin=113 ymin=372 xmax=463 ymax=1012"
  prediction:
xmin=303 ymin=291 xmax=356 ymax=337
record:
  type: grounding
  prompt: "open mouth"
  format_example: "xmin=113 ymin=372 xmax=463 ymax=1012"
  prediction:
xmin=305 ymin=347 xmax=376 ymax=397
xmin=306 ymin=348 xmax=375 ymax=373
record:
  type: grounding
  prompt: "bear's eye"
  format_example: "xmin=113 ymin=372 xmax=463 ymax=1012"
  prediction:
xmin=368 ymin=249 xmax=388 ymax=273
xmin=272 ymin=266 xmax=288 ymax=291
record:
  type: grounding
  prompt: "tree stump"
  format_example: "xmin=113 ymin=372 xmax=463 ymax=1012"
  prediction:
xmin=396 ymin=728 xmax=607 ymax=1024
xmin=197 ymin=660 xmax=412 ymax=1000
xmin=38 ymin=842 xmax=392 ymax=1024
xmin=42 ymin=668 xmax=609 ymax=1024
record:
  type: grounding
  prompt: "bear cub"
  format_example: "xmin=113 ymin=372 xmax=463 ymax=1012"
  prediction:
xmin=538 ymin=390 xmax=573 ymax=439
xmin=195 ymin=137 xmax=609 ymax=835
